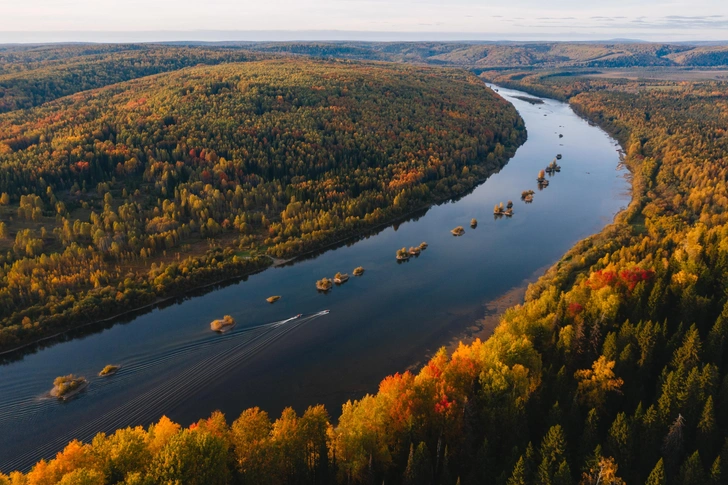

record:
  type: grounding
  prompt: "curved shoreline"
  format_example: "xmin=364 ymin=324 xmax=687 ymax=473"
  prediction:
xmin=0 ymin=82 xmax=632 ymax=473
xmin=408 ymin=84 xmax=634 ymax=375
xmin=0 ymin=137 xmax=522 ymax=360
xmin=0 ymin=82 xmax=631 ymax=366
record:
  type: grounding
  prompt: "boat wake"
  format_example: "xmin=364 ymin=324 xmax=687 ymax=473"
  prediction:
xmin=0 ymin=312 xmax=327 ymax=473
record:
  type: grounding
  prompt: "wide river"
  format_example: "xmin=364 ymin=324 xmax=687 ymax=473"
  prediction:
xmin=0 ymin=85 xmax=629 ymax=471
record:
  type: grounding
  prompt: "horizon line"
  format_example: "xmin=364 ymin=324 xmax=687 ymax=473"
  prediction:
xmin=1 ymin=30 xmax=727 ymax=45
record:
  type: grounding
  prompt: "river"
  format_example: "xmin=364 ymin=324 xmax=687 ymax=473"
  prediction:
xmin=0 ymin=84 xmax=630 ymax=472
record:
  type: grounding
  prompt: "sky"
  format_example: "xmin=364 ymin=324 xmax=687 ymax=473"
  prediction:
xmin=1 ymin=0 xmax=727 ymax=43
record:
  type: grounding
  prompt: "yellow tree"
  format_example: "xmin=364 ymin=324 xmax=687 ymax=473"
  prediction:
xmin=580 ymin=457 xmax=626 ymax=485
xmin=575 ymin=356 xmax=624 ymax=409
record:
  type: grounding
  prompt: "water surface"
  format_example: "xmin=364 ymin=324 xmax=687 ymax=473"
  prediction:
xmin=0 ymin=85 xmax=630 ymax=471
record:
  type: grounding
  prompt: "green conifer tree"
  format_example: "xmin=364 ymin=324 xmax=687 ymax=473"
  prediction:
xmin=645 ymin=459 xmax=666 ymax=485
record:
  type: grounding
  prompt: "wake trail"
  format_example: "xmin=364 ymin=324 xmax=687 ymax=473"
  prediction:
xmin=1 ymin=314 xmax=321 ymax=473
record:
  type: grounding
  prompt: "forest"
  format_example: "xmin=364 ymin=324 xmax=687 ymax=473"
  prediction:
xmin=0 ymin=57 xmax=524 ymax=352
xmin=0 ymin=45 xmax=263 ymax=112
xmin=243 ymin=41 xmax=728 ymax=69
xmin=4 ymin=63 xmax=728 ymax=484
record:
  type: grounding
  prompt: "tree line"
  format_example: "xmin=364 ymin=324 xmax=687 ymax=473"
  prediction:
xmin=0 ymin=58 xmax=524 ymax=351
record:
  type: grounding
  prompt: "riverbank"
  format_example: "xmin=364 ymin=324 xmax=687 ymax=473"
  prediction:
xmin=408 ymin=83 xmax=634 ymax=373
xmin=0 ymin=83 xmax=630 ymax=472
xmin=0 ymin=133 xmax=523 ymax=360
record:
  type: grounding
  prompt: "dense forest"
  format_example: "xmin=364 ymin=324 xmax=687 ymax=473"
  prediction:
xmin=5 ymin=64 xmax=728 ymax=484
xmin=243 ymin=41 xmax=728 ymax=69
xmin=0 ymin=57 xmax=524 ymax=352
xmin=0 ymin=45 xmax=267 ymax=113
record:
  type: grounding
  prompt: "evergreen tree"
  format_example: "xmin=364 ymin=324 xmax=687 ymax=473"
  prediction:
xmin=553 ymin=460 xmax=572 ymax=485
xmin=709 ymin=456 xmax=722 ymax=485
xmin=707 ymin=311 xmax=728 ymax=367
xmin=698 ymin=396 xmax=717 ymax=458
xmin=507 ymin=456 xmax=527 ymax=485
xmin=579 ymin=409 xmax=600 ymax=461
xmin=538 ymin=425 xmax=568 ymax=485
xmin=606 ymin=413 xmax=632 ymax=471
xmin=678 ymin=451 xmax=706 ymax=485
xmin=645 ymin=459 xmax=666 ymax=485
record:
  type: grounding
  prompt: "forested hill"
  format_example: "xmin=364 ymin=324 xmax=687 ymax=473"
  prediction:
xmin=7 ymin=70 xmax=728 ymax=484
xmin=243 ymin=41 xmax=728 ymax=69
xmin=0 ymin=45 xmax=264 ymax=113
xmin=0 ymin=58 xmax=524 ymax=352
xmin=2 ymin=41 xmax=728 ymax=116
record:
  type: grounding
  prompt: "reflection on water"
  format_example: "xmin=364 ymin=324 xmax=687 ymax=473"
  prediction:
xmin=0 ymin=84 xmax=630 ymax=472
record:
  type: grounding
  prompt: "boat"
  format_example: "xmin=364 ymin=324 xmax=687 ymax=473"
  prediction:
xmin=408 ymin=246 xmax=421 ymax=256
xmin=505 ymin=208 xmax=514 ymax=217
xmin=266 ymin=295 xmax=281 ymax=303
xmin=211 ymin=315 xmax=236 ymax=333
xmin=396 ymin=248 xmax=411 ymax=260
xmin=451 ymin=226 xmax=465 ymax=236
xmin=470 ymin=218 xmax=478 ymax=228
xmin=295 ymin=314 xmax=302 ymax=318
xmin=419 ymin=242 xmax=428 ymax=250
xmin=353 ymin=266 xmax=365 ymax=276
xmin=322 ymin=310 xmax=330 ymax=314
xmin=98 ymin=365 xmax=120 ymax=377
xmin=334 ymin=272 xmax=350 ymax=284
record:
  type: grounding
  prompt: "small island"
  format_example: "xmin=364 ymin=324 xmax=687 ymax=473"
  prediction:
xmin=396 ymin=247 xmax=411 ymax=261
xmin=211 ymin=315 xmax=236 ymax=333
xmin=353 ymin=266 xmax=365 ymax=276
xmin=266 ymin=295 xmax=281 ymax=303
xmin=419 ymin=242 xmax=428 ymax=250
xmin=316 ymin=277 xmax=334 ymax=291
xmin=512 ymin=95 xmax=544 ymax=105
xmin=495 ymin=202 xmax=513 ymax=217
xmin=470 ymin=218 xmax=478 ymax=228
xmin=451 ymin=226 xmax=465 ymax=236
xmin=51 ymin=374 xmax=88 ymax=400
xmin=537 ymin=170 xmax=550 ymax=188
xmin=98 ymin=365 xmax=120 ymax=377
xmin=545 ymin=160 xmax=561 ymax=173
xmin=334 ymin=272 xmax=350 ymax=284
xmin=559 ymin=133 xmax=564 ymax=138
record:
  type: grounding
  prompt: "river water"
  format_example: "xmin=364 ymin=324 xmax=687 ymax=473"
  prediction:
xmin=0 ymin=85 xmax=630 ymax=472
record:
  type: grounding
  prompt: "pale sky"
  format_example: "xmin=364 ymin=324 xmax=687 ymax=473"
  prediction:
xmin=1 ymin=0 xmax=728 ymax=42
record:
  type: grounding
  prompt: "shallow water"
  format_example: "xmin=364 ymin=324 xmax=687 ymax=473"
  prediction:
xmin=0 ymin=84 xmax=630 ymax=472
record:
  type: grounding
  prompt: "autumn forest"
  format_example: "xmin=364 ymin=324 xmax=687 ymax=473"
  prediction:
xmin=2 ymin=42 xmax=728 ymax=485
